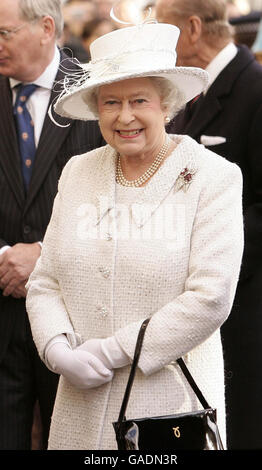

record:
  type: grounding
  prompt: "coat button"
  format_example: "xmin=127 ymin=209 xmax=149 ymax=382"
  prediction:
xmin=23 ymin=225 xmax=31 ymax=234
xmin=106 ymin=232 xmax=112 ymax=241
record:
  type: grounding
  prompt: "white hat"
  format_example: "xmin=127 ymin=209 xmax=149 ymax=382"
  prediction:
xmin=54 ymin=22 xmax=209 ymax=121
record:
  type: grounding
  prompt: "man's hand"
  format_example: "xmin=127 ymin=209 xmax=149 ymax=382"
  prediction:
xmin=11 ymin=281 xmax=28 ymax=299
xmin=0 ymin=243 xmax=41 ymax=297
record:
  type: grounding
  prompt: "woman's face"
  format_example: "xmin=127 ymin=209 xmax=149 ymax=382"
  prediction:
xmin=97 ymin=77 xmax=167 ymax=160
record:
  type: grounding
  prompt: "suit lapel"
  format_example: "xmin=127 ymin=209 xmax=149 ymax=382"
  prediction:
xmin=25 ymin=52 xmax=75 ymax=211
xmin=185 ymin=91 xmax=222 ymax=139
xmin=0 ymin=77 xmax=25 ymax=207
xmin=173 ymin=45 xmax=255 ymax=140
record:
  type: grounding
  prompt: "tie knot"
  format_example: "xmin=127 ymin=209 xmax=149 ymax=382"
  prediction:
xmin=15 ymin=84 xmax=38 ymax=105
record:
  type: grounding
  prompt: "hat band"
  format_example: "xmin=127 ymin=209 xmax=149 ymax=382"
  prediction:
xmin=87 ymin=49 xmax=178 ymax=80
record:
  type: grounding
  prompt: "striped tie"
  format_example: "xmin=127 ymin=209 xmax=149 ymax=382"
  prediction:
xmin=13 ymin=84 xmax=38 ymax=191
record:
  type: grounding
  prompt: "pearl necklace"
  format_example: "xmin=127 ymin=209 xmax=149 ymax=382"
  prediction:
xmin=116 ymin=137 xmax=170 ymax=187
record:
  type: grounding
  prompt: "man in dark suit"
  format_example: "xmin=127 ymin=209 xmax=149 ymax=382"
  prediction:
xmin=156 ymin=0 xmax=262 ymax=450
xmin=0 ymin=0 xmax=104 ymax=449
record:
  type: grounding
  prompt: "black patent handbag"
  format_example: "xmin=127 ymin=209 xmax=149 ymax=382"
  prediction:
xmin=113 ymin=318 xmax=224 ymax=450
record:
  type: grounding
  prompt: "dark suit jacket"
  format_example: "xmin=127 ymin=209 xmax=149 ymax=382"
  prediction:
xmin=0 ymin=52 xmax=104 ymax=363
xmin=168 ymin=44 xmax=262 ymax=448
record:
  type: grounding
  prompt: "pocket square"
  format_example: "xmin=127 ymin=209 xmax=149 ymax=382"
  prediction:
xmin=200 ymin=135 xmax=226 ymax=146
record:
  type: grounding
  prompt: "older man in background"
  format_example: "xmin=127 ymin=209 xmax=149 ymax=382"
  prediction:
xmin=156 ymin=0 xmax=262 ymax=450
xmin=0 ymin=0 xmax=103 ymax=449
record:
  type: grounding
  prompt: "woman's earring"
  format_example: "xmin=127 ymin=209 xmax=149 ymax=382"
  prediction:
xmin=165 ymin=116 xmax=171 ymax=124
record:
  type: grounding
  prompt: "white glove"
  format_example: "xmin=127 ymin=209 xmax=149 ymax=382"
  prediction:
xmin=45 ymin=341 xmax=114 ymax=389
xmin=77 ymin=336 xmax=130 ymax=369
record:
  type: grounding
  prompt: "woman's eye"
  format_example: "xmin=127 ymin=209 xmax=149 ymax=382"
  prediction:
xmin=105 ymin=100 xmax=117 ymax=105
xmin=135 ymin=99 xmax=146 ymax=104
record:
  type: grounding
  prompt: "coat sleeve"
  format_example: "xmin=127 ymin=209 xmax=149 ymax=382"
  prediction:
xmin=115 ymin=160 xmax=244 ymax=375
xmin=26 ymin=156 xmax=80 ymax=360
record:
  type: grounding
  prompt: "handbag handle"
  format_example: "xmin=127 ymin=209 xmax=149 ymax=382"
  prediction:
xmin=117 ymin=317 xmax=211 ymax=423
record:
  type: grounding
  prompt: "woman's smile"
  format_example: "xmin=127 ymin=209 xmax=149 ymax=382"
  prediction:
xmin=116 ymin=129 xmax=144 ymax=138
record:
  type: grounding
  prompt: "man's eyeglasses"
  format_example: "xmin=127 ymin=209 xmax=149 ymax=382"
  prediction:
xmin=0 ymin=24 xmax=27 ymax=41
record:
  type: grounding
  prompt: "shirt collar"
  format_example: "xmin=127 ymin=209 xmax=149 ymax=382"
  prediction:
xmin=9 ymin=46 xmax=60 ymax=90
xmin=205 ymin=42 xmax=238 ymax=91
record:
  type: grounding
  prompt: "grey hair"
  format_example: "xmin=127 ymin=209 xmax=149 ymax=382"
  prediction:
xmin=85 ymin=76 xmax=185 ymax=121
xmin=18 ymin=0 xmax=64 ymax=38
xmin=163 ymin=0 xmax=233 ymax=44
xmin=150 ymin=76 xmax=185 ymax=119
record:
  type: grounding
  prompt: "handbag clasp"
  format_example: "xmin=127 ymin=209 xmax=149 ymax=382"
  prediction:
xmin=172 ymin=426 xmax=181 ymax=438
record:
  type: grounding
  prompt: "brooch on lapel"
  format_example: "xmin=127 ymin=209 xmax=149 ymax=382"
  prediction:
xmin=175 ymin=167 xmax=196 ymax=192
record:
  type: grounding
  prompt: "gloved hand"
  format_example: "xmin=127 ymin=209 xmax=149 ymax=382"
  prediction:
xmin=77 ymin=336 xmax=130 ymax=369
xmin=46 ymin=341 xmax=114 ymax=389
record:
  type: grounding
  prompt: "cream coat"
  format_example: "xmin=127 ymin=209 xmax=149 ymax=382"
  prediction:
xmin=26 ymin=135 xmax=243 ymax=449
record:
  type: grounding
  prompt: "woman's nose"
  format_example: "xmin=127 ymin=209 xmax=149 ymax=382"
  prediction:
xmin=118 ymin=102 xmax=135 ymax=125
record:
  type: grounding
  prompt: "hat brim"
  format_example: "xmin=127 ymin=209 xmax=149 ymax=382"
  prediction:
xmin=54 ymin=66 xmax=209 ymax=121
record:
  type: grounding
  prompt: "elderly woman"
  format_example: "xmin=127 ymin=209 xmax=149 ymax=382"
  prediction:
xmin=26 ymin=22 xmax=243 ymax=450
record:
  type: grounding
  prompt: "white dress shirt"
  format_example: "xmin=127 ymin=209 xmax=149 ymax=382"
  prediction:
xmin=0 ymin=47 xmax=60 ymax=256
xmin=205 ymin=42 xmax=238 ymax=91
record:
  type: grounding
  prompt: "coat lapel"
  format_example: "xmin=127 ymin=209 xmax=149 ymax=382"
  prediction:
xmin=0 ymin=78 xmax=25 ymax=207
xmin=24 ymin=52 xmax=75 ymax=211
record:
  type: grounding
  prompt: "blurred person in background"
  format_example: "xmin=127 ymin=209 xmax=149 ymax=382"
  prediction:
xmin=94 ymin=0 xmax=115 ymax=20
xmin=0 ymin=0 xmax=103 ymax=449
xmin=110 ymin=0 xmax=156 ymax=26
xmin=62 ymin=0 xmax=96 ymax=37
xmin=249 ymin=0 xmax=262 ymax=9
xmin=59 ymin=0 xmax=96 ymax=61
xmin=226 ymin=0 xmax=244 ymax=17
xmin=225 ymin=0 xmax=261 ymax=50
xmin=156 ymin=0 xmax=262 ymax=450
xmin=81 ymin=18 xmax=116 ymax=60
xmin=59 ymin=21 xmax=90 ymax=62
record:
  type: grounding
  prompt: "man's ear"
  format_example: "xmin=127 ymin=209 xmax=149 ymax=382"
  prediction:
xmin=187 ymin=15 xmax=202 ymax=44
xmin=40 ymin=16 xmax=56 ymax=45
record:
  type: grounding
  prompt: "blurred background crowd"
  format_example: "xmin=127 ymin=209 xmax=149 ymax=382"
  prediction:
xmin=57 ymin=0 xmax=262 ymax=63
